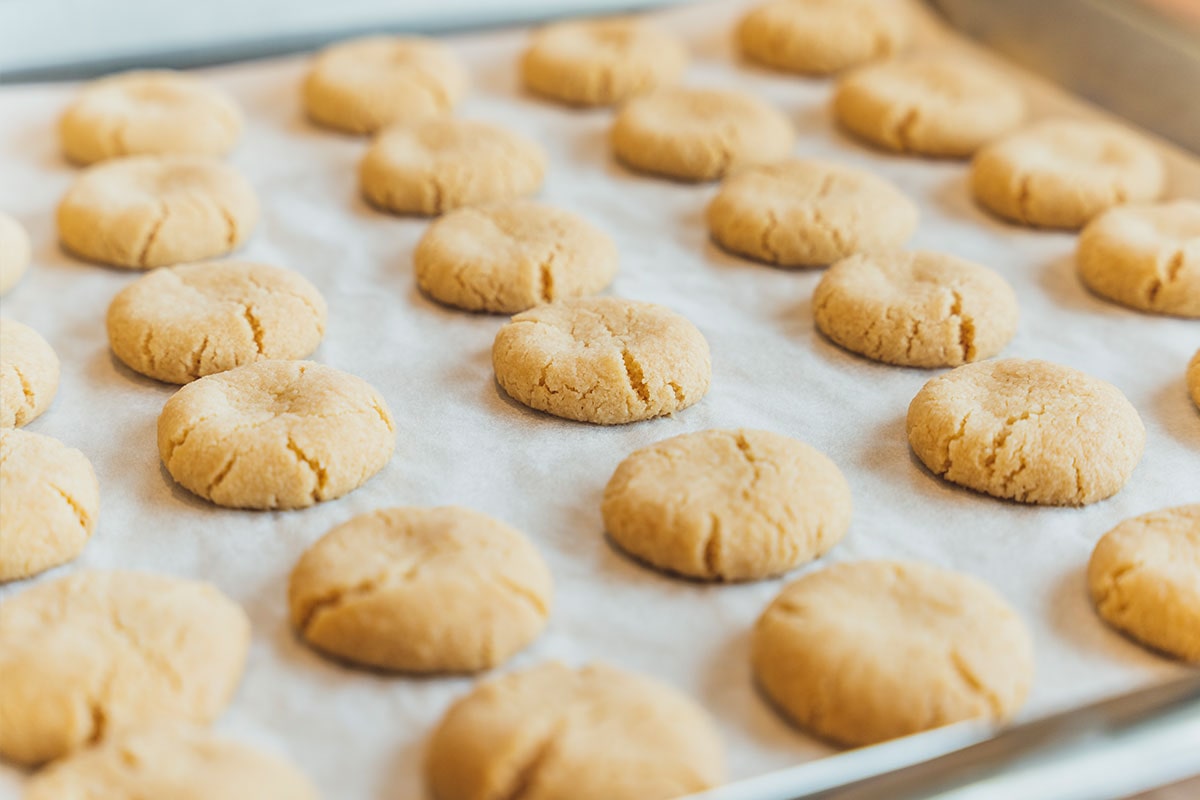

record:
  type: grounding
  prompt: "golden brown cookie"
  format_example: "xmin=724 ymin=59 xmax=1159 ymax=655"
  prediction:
xmin=0 ymin=212 xmax=31 ymax=295
xmin=0 ymin=317 xmax=59 ymax=428
xmin=738 ymin=0 xmax=910 ymax=75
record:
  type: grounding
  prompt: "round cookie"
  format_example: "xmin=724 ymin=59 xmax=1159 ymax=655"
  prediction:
xmin=304 ymin=36 xmax=468 ymax=134
xmin=906 ymin=359 xmax=1145 ymax=506
xmin=289 ymin=506 xmax=553 ymax=672
xmin=0 ymin=428 xmax=99 ymax=582
xmin=157 ymin=360 xmax=395 ymax=509
xmin=0 ymin=570 xmax=250 ymax=766
xmin=521 ymin=17 xmax=687 ymax=107
xmin=57 ymin=154 xmax=259 ymax=269
xmin=1088 ymin=505 xmax=1200 ymax=662
xmin=360 ymin=118 xmax=546 ymax=216
xmin=602 ymin=428 xmax=852 ymax=581
xmin=427 ymin=661 xmax=725 ymax=800
xmin=738 ymin=0 xmax=910 ymax=75
xmin=706 ymin=159 xmax=917 ymax=267
xmin=1190 ymin=349 xmax=1200 ymax=411
xmin=0 ymin=317 xmax=59 ymax=428
xmin=492 ymin=296 xmax=711 ymax=425
xmin=107 ymin=260 xmax=328 ymax=384
xmin=414 ymin=201 xmax=618 ymax=313
xmin=610 ymin=87 xmax=794 ymax=182
xmin=60 ymin=70 xmax=243 ymax=166
xmin=970 ymin=119 xmax=1165 ymax=230
xmin=813 ymin=250 xmax=1019 ymax=367
xmin=1077 ymin=200 xmax=1200 ymax=318
xmin=0 ymin=212 xmax=31 ymax=294
xmin=752 ymin=560 xmax=1033 ymax=746
xmin=24 ymin=723 xmax=319 ymax=800
xmin=833 ymin=54 xmax=1026 ymax=157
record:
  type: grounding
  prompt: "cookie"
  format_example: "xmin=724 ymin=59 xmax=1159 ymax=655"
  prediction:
xmin=427 ymin=661 xmax=725 ymax=800
xmin=970 ymin=119 xmax=1165 ymax=230
xmin=1076 ymin=200 xmax=1200 ymax=318
xmin=414 ymin=201 xmax=618 ymax=313
xmin=610 ymin=87 xmax=794 ymax=182
xmin=0 ymin=317 xmax=59 ymax=428
xmin=706 ymin=159 xmax=917 ymax=267
xmin=833 ymin=53 xmax=1025 ymax=157
xmin=492 ymin=296 xmax=711 ymax=425
xmin=360 ymin=118 xmax=546 ymax=216
xmin=603 ymin=428 xmax=851 ymax=581
xmin=1190 ymin=350 xmax=1200 ymax=411
xmin=753 ymin=560 xmax=1033 ymax=746
xmin=304 ymin=36 xmax=468 ymax=134
xmin=0 ymin=429 xmax=99 ymax=582
xmin=1088 ymin=505 xmax=1200 ymax=662
xmin=738 ymin=0 xmax=910 ymax=75
xmin=0 ymin=212 xmax=31 ymax=294
xmin=906 ymin=358 xmax=1145 ymax=505
xmin=0 ymin=570 xmax=250 ymax=766
xmin=57 ymin=154 xmax=259 ymax=269
xmin=157 ymin=360 xmax=395 ymax=509
xmin=107 ymin=260 xmax=328 ymax=384
xmin=813 ymin=250 xmax=1019 ymax=367
xmin=24 ymin=723 xmax=319 ymax=800
xmin=290 ymin=506 xmax=552 ymax=672
xmin=521 ymin=17 xmax=687 ymax=107
xmin=60 ymin=70 xmax=243 ymax=166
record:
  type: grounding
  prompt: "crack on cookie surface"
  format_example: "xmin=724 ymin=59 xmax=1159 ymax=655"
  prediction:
xmin=136 ymin=201 xmax=169 ymax=268
xmin=286 ymin=434 xmax=328 ymax=502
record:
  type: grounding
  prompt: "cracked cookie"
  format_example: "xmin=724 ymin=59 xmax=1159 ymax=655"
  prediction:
xmin=0 ymin=212 xmax=31 ymax=295
xmin=0 ymin=428 xmax=98 ymax=582
xmin=0 ymin=570 xmax=250 ymax=766
xmin=427 ymin=661 xmax=725 ymax=800
xmin=738 ymin=0 xmax=910 ymax=75
xmin=60 ymin=70 xmax=243 ymax=166
xmin=289 ymin=506 xmax=552 ymax=672
xmin=521 ymin=17 xmax=687 ymax=107
xmin=157 ymin=360 xmax=395 ymax=509
xmin=57 ymin=154 xmax=259 ymax=269
xmin=610 ymin=87 xmax=793 ymax=182
xmin=602 ymin=428 xmax=851 ymax=581
xmin=813 ymin=250 xmax=1019 ymax=367
xmin=0 ymin=318 xmax=59 ymax=428
xmin=1190 ymin=350 xmax=1200 ymax=411
xmin=906 ymin=358 xmax=1145 ymax=505
xmin=970 ymin=119 xmax=1165 ymax=230
xmin=1088 ymin=505 xmax=1200 ymax=662
xmin=706 ymin=159 xmax=917 ymax=267
xmin=304 ymin=36 xmax=468 ymax=135
xmin=414 ymin=201 xmax=618 ymax=313
xmin=361 ymin=118 xmax=545 ymax=216
xmin=1077 ymin=200 xmax=1200 ymax=318
xmin=492 ymin=296 xmax=711 ymax=424
xmin=833 ymin=53 xmax=1025 ymax=158
xmin=107 ymin=260 xmax=328 ymax=383
xmin=753 ymin=560 xmax=1033 ymax=746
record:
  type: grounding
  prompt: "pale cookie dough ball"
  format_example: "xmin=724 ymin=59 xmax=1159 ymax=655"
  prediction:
xmin=706 ymin=159 xmax=917 ymax=267
xmin=1077 ymin=200 xmax=1200 ymax=318
xmin=0 ymin=570 xmax=250 ymax=766
xmin=414 ymin=201 xmax=618 ymax=313
xmin=813 ymin=251 xmax=1019 ymax=367
xmin=304 ymin=36 xmax=468 ymax=135
xmin=289 ymin=506 xmax=553 ymax=672
xmin=25 ymin=723 xmax=319 ymax=800
xmin=0 ymin=317 xmax=59 ymax=428
xmin=60 ymin=70 xmax=243 ymax=166
xmin=107 ymin=260 xmax=328 ymax=384
xmin=158 ymin=360 xmax=395 ymax=510
xmin=57 ymin=155 xmax=259 ymax=269
xmin=970 ymin=119 xmax=1165 ymax=230
xmin=906 ymin=359 xmax=1145 ymax=506
xmin=738 ymin=0 xmax=910 ymax=75
xmin=1088 ymin=505 xmax=1200 ymax=662
xmin=521 ymin=17 xmax=687 ymax=107
xmin=753 ymin=560 xmax=1033 ymax=746
xmin=833 ymin=54 xmax=1026 ymax=157
xmin=611 ymin=87 xmax=794 ymax=182
xmin=1190 ymin=350 xmax=1200 ymax=411
xmin=361 ymin=118 xmax=546 ymax=216
xmin=427 ymin=661 xmax=725 ymax=800
xmin=492 ymin=296 xmax=711 ymax=425
xmin=0 ymin=212 xmax=31 ymax=295
xmin=603 ymin=428 xmax=851 ymax=581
